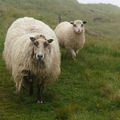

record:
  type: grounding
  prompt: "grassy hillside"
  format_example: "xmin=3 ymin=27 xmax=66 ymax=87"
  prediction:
xmin=0 ymin=0 xmax=120 ymax=120
xmin=0 ymin=0 xmax=120 ymax=38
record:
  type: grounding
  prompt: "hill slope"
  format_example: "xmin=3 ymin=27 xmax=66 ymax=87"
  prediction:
xmin=0 ymin=0 xmax=120 ymax=39
xmin=0 ymin=0 xmax=120 ymax=120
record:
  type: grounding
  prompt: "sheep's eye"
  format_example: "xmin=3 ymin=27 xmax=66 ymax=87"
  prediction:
xmin=81 ymin=24 xmax=84 ymax=27
xmin=73 ymin=24 xmax=77 ymax=27
xmin=34 ymin=41 xmax=39 ymax=47
xmin=44 ymin=42 xmax=49 ymax=48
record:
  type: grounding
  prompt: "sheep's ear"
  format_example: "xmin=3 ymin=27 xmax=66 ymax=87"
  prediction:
xmin=70 ymin=21 xmax=74 ymax=25
xmin=30 ymin=37 xmax=36 ymax=42
xmin=83 ymin=21 xmax=87 ymax=24
xmin=48 ymin=39 xmax=54 ymax=43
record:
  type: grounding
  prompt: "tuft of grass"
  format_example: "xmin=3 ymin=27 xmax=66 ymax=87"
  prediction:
xmin=55 ymin=103 xmax=79 ymax=120
xmin=99 ymin=82 xmax=114 ymax=98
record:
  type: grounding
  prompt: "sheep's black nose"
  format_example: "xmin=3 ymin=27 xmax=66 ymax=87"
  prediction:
xmin=37 ymin=55 xmax=43 ymax=59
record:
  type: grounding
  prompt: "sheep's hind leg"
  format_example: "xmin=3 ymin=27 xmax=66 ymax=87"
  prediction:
xmin=37 ymin=82 xmax=45 ymax=104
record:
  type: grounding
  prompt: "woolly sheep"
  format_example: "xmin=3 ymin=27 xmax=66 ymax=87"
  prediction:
xmin=3 ymin=17 xmax=61 ymax=103
xmin=55 ymin=20 xmax=87 ymax=59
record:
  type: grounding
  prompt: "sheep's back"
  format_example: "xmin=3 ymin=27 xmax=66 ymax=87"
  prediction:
xmin=55 ymin=22 xmax=74 ymax=48
xmin=3 ymin=17 xmax=60 ymax=77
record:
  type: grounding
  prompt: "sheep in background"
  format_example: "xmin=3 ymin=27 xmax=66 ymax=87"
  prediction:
xmin=3 ymin=17 xmax=61 ymax=103
xmin=55 ymin=20 xmax=87 ymax=59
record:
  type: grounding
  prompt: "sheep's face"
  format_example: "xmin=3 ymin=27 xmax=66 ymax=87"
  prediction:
xmin=70 ymin=20 xmax=87 ymax=34
xmin=30 ymin=35 xmax=53 ymax=65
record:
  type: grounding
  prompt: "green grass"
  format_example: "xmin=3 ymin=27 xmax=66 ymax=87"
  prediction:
xmin=0 ymin=0 xmax=120 ymax=120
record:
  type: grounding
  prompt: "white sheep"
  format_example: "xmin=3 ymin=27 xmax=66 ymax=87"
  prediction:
xmin=3 ymin=17 xmax=61 ymax=103
xmin=55 ymin=20 xmax=87 ymax=59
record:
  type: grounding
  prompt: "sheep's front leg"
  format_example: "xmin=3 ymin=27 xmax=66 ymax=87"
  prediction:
xmin=70 ymin=49 xmax=76 ymax=60
xmin=37 ymin=82 xmax=45 ymax=103
xmin=76 ymin=49 xmax=79 ymax=55
xmin=29 ymin=79 xmax=33 ymax=96
xmin=22 ymin=76 xmax=34 ymax=96
xmin=28 ymin=72 xmax=34 ymax=96
xmin=22 ymin=70 xmax=34 ymax=96
xmin=15 ymin=79 xmax=22 ymax=93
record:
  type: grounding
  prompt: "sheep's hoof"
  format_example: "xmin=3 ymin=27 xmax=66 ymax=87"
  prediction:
xmin=72 ymin=57 xmax=76 ymax=61
xmin=37 ymin=100 xmax=43 ymax=104
xmin=13 ymin=90 xmax=20 ymax=95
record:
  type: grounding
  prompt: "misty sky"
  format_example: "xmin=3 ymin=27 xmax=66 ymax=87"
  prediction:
xmin=77 ymin=0 xmax=120 ymax=7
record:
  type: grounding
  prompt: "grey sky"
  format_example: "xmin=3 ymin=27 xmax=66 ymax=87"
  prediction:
xmin=77 ymin=0 xmax=120 ymax=7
